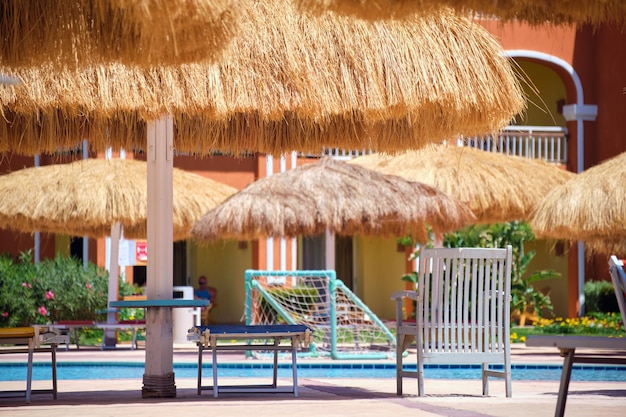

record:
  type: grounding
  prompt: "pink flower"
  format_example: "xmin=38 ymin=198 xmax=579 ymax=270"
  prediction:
xmin=38 ymin=306 xmax=47 ymax=316
xmin=2 ymin=312 xmax=8 ymax=318
xmin=85 ymin=283 xmax=92 ymax=289
xmin=45 ymin=290 xmax=55 ymax=300
xmin=22 ymin=282 xmax=32 ymax=288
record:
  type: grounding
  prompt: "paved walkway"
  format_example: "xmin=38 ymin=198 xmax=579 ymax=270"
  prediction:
xmin=1 ymin=344 xmax=625 ymax=417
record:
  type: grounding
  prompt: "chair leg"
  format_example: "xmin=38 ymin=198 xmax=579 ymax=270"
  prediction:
xmin=417 ymin=358 xmax=424 ymax=397
xmin=416 ymin=335 xmax=424 ymax=396
xmin=505 ymin=358 xmax=512 ymax=398
xmin=482 ymin=363 xmax=489 ymax=396
xmin=395 ymin=334 xmax=404 ymax=395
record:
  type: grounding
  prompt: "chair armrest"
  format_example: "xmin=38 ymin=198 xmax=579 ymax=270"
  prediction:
xmin=391 ymin=290 xmax=418 ymax=301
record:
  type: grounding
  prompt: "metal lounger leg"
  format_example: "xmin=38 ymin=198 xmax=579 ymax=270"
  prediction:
xmin=25 ymin=345 xmax=34 ymax=403
xmin=212 ymin=338 xmax=219 ymax=398
xmin=51 ymin=344 xmax=58 ymax=399
xmin=291 ymin=336 xmax=299 ymax=397
xmin=272 ymin=338 xmax=279 ymax=388
xmin=555 ymin=349 xmax=575 ymax=417
xmin=197 ymin=345 xmax=203 ymax=395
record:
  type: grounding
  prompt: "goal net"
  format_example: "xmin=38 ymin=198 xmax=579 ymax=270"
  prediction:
xmin=244 ymin=269 xmax=395 ymax=359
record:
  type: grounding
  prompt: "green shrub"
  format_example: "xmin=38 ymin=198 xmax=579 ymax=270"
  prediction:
xmin=584 ymin=280 xmax=620 ymax=314
xmin=0 ymin=251 xmax=113 ymax=327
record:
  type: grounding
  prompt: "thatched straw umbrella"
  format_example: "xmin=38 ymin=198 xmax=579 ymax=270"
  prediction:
xmin=530 ymin=151 xmax=626 ymax=244
xmin=191 ymin=157 xmax=476 ymax=244
xmin=296 ymin=0 xmax=626 ymax=26
xmin=0 ymin=158 xmax=237 ymax=241
xmin=0 ymin=0 xmax=241 ymax=68
xmin=0 ymin=157 xmax=237 ymax=345
xmin=0 ymin=2 xmax=525 ymax=156
xmin=349 ymin=144 xmax=575 ymax=224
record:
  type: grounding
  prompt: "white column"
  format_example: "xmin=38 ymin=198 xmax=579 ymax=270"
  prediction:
xmin=103 ymin=221 xmax=122 ymax=347
xmin=33 ymin=154 xmax=40 ymax=264
xmin=279 ymin=154 xmax=287 ymax=271
xmin=144 ymin=115 xmax=175 ymax=397
xmin=325 ymin=228 xmax=335 ymax=271
xmin=82 ymin=139 xmax=89 ymax=269
xmin=563 ymin=103 xmax=598 ymax=317
xmin=291 ymin=152 xmax=298 ymax=269
xmin=265 ymin=155 xmax=274 ymax=271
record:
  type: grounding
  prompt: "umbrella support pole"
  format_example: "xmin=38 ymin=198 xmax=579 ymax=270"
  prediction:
xmin=145 ymin=116 xmax=176 ymax=398
xmin=142 ymin=305 xmax=176 ymax=398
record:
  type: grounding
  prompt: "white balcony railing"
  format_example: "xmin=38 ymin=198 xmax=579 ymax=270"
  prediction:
xmin=463 ymin=126 xmax=568 ymax=165
xmin=318 ymin=125 xmax=568 ymax=165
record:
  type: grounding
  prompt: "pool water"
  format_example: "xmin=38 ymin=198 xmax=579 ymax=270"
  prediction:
xmin=1 ymin=362 xmax=625 ymax=382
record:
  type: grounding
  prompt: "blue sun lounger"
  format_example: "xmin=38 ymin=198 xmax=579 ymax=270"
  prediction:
xmin=0 ymin=326 xmax=69 ymax=403
xmin=187 ymin=324 xmax=311 ymax=398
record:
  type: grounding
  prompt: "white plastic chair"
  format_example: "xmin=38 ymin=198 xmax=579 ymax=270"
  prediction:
xmin=392 ymin=246 xmax=513 ymax=397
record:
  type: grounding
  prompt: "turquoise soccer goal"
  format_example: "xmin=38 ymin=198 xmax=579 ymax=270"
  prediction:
xmin=244 ymin=269 xmax=396 ymax=359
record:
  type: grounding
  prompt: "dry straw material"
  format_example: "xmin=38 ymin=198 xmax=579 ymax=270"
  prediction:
xmin=349 ymin=144 xmax=575 ymax=224
xmin=583 ymin=240 xmax=626 ymax=258
xmin=0 ymin=158 xmax=237 ymax=240
xmin=530 ymin=151 xmax=626 ymax=244
xmin=190 ymin=157 xmax=476 ymax=243
xmin=297 ymin=0 xmax=626 ymax=26
xmin=0 ymin=1 xmax=525 ymax=156
xmin=0 ymin=0 xmax=241 ymax=68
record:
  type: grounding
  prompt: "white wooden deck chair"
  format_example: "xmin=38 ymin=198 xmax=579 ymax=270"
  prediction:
xmin=526 ymin=255 xmax=626 ymax=417
xmin=392 ymin=246 xmax=513 ymax=397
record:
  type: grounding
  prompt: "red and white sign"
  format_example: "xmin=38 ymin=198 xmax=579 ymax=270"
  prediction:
xmin=135 ymin=240 xmax=148 ymax=264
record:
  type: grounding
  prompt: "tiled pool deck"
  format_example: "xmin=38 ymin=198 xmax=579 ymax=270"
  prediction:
xmin=0 ymin=344 xmax=624 ymax=417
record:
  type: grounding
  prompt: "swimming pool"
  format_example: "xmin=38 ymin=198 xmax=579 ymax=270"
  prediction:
xmin=1 ymin=362 xmax=625 ymax=382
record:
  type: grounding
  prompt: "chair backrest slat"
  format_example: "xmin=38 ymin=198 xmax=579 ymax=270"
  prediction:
xmin=416 ymin=246 xmax=512 ymax=354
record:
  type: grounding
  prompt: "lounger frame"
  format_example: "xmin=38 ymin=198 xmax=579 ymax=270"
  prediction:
xmin=526 ymin=255 xmax=626 ymax=417
xmin=0 ymin=326 xmax=69 ymax=403
xmin=188 ymin=324 xmax=310 ymax=398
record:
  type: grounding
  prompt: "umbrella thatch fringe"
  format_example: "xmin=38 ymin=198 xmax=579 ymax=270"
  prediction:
xmin=0 ymin=0 xmax=240 ymax=68
xmin=0 ymin=1 xmax=525 ymax=156
xmin=349 ymin=144 xmax=575 ymax=224
xmin=584 ymin=240 xmax=626 ymax=258
xmin=0 ymin=109 xmax=527 ymax=157
xmin=296 ymin=0 xmax=626 ymax=26
xmin=0 ymin=158 xmax=237 ymax=240
xmin=530 ymin=151 xmax=626 ymax=242
xmin=191 ymin=157 xmax=476 ymax=243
